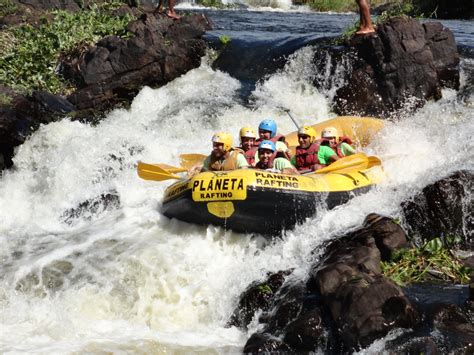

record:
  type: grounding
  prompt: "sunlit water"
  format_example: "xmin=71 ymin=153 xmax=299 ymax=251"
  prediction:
xmin=1 ymin=9 xmax=473 ymax=353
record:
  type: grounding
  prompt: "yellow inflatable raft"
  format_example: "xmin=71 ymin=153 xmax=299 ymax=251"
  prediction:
xmin=161 ymin=158 xmax=384 ymax=234
xmin=140 ymin=116 xmax=385 ymax=235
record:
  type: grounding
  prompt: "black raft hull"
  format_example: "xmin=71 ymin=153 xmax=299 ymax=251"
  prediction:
xmin=160 ymin=168 xmax=382 ymax=235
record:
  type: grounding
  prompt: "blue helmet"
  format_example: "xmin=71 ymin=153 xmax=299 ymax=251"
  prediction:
xmin=258 ymin=140 xmax=276 ymax=152
xmin=258 ymin=119 xmax=277 ymax=138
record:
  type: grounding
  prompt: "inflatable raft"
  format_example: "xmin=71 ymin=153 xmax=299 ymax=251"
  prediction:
xmin=139 ymin=116 xmax=385 ymax=235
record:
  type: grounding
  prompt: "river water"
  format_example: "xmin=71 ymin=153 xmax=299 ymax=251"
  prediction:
xmin=0 ymin=8 xmax=473 ymax=354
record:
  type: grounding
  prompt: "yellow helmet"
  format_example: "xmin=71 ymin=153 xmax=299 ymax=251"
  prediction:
xmin=321 ymin=126 xmax=339 ymax=140
xmin=298 ymin=125 xmax=317 ymax=143
xmin=239 ymin=126 xmax=257 ymax=142
xmin=212 ymin=132 xmax=233 ymax=151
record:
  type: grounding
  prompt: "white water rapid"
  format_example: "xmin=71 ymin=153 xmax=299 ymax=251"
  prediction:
xmin=1 ymin=36 xmax=473 ymax=354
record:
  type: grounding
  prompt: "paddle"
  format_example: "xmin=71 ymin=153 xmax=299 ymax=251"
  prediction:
xmin=316 ymin=153 xmax=377 ymax=174
xmin=137 ymin=161 xmax=182 ymax=181
xmin=279 ymin=107 xmax=300 ymax=129
xmin=180 ymin=153 xmax=207 ymax=170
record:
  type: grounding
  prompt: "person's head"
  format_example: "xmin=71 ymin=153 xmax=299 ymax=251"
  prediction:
xmin=258 ymin=140 xmax=276 ymax=165
xmin=297 ymin=125 xmax=317 ymax=149
xmin=258 ymin=119 xmax=277 ymax=140
xmin=321 ymin=126 xmax=339 ymax=148
xmin=211 ymin=132 xmax=233 ymax=158
xmin=239 ymin=126 xmax=257 ymax=151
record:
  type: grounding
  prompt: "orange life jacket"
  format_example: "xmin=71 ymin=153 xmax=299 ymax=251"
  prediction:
xmin=295 ymin=141 xmax=322 ymax=171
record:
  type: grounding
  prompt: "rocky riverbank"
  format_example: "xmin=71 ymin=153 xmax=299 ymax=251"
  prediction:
xmin=231 ymin=171 xmax=473 ymax=353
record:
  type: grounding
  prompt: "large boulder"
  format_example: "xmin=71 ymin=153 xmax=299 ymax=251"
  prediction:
xmin=64 ymin=13 xmax=211 ymax=110
xmin=0 ymin=86 xmax=75 ymax=169
xmin=333 ymin=16 xmax=459 ymax=118
xmin=401 ymin=170 xmax=474 ymax=248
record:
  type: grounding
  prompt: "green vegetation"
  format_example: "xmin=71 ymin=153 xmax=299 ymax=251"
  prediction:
xmin=0 ymin=93 xmax=13 ymax=106
xmin=381 ymin=237 xmax=472 ymax=286
xmin=0 ymin=0 xmax=18 ymax=17
xmin=196 ymin=0 xmax=226 ymax=8
xmin=219 ymin=35 xmax=232 ymax=45
xmin=0 ymin=2 xmax=134 ymax=94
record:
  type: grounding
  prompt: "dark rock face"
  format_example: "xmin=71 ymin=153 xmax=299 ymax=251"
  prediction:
xmin=227 ymin=270 xmax=291 ymax=329
xmin=333 ymin=17 xmax=459 ymax=118
xmin=308 ymin=216 xmax=419 ymax=351
xmin=64 ymin=13 xmax=211 ymax=110
xmin=401 ymin=170 xmax=474 ymax=248
xmin=236 ymin=215 xmax=419 ymax=353
xmin=0 ymin=86 xmax=75 ymax=170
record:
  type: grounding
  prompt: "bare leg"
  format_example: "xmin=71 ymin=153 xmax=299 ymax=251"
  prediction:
xmin=166 ymin=0 xmax=181 ymax=20
xmin=355 ymin=0 xmax=375 ymax=34
xmin=154 ymin=0 xmax=164 ymax=13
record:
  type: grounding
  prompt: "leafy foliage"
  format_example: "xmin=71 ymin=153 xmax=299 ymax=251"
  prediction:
xmin=0 ymin=4 xmax=134 ymax=94
xmin=381 ymin=237 xmax=472 ymax=286
xmin=0 ymin=0 xmax=18 ymax=17
xmin=219 ymin=35 xmax=232 ymax=45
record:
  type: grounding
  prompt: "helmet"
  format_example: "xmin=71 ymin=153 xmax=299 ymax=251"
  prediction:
xmin=212 ymin=132 xmax=233 ymax=151
xmin=239 ymin=126 xmax=257 ymax=142
xmin=298 ymin=125 xmax=317 ymax=143
xmin=321 ymin=126 xmax=339 ymax=140
xmin=258 ymin=119 xmax=277 ymax=138
xmin=258 ymin=140 xmax=276 ymax=152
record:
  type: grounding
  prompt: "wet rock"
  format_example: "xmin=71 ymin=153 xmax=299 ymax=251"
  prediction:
xmin=283 ymin=307 xmax=326 ymax=352
xmin=243 ymin=333 xmax=292 ymax=353
xmin=0 ymin=86 xmax=72 ymax=169
xmin=227 ymin=270 xmax=291 ymax=329
xmin=401 ymin=170 xmax=474 ymax=248
xmin=386 ymin=336 xmax=440 ymax=354
xmin=264 ymin=281 xmax=306 ymax=334
xmin=65 ymin=13 xmax=211 ymax=111
xmin=308 ymin=214 xmax=418 ymax=351
xmin=364 ymin=213 xmax=409 ymax=260
xmin=432 ymin=303 xmax=474 ymax=353
xmin=62 ymin=192 xmax=121 ymax=225
xmin=332 ymin=17 xmax=459 ymax=118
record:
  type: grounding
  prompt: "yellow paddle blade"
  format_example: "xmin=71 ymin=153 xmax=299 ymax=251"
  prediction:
xmin=137 ymin=161 xmax=181 ymax=181
xmin=155 ymin=163 xmax=187 ymax=173
xmin=180 ymin=153 xmax=207 ymax=170
xmin=316 ymin=153 xmax=369 ymax=174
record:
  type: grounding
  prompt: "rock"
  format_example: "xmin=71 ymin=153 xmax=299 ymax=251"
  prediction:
xmin=243 ymin=333 xmax=292 ymax=353
xmin=65 ymin=13 xmax=212 ymax=110
xmin=401 ymin=171 xmax=474 ymax=248
xmin=431 ymin=303 xmax=474 ymax=353
xmin=0 ymin=86 xmax=73 ymax=169
xmin=307 ymin=214 xmax=418 ymax=351
xmin=227 ymin=270 xmax=291 ymax=329
xmin=283 ymin=307 xmax=326 ymax=352
xmin=332 ymin=17 xmax=459 ymax=118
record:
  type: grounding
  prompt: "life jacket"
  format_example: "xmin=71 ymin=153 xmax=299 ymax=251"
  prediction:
xmin=240 ymin=147 xmax=257 ymax=166
xmin=320 ymin=136 xmax=354 ymax=158
xmin=209 ymin=148 xmax=245 ymax=171
xmin=295 ymin=141 xmax=322 ymax=171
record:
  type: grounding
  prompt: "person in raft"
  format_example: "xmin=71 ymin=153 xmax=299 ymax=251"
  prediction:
xmin=201 ymin=132 xmax=249 ymax=172
xmin=355 ymin=0 xmax=375 ymax=35
xmin=317 ymin=126 xmax=356 ymax=166
xmin=256 ymin=119 xmax=292 ymax=161
xmin=255 ymin=140 xmax=299 ymax=175
xmin=291 ymin=125 xmax=327 ymax=172
xmin=238 ymin=126 xmax=258 ymax=166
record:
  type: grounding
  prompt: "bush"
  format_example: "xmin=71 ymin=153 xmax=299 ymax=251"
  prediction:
xmin=381 ymin=237 xmax=472 ymax=286
xmin=0 ymin=4 xmax=134 ymax=94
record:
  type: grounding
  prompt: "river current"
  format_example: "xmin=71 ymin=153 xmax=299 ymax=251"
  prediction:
xmin=0 ymin=7 xmax=473 ymax=354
